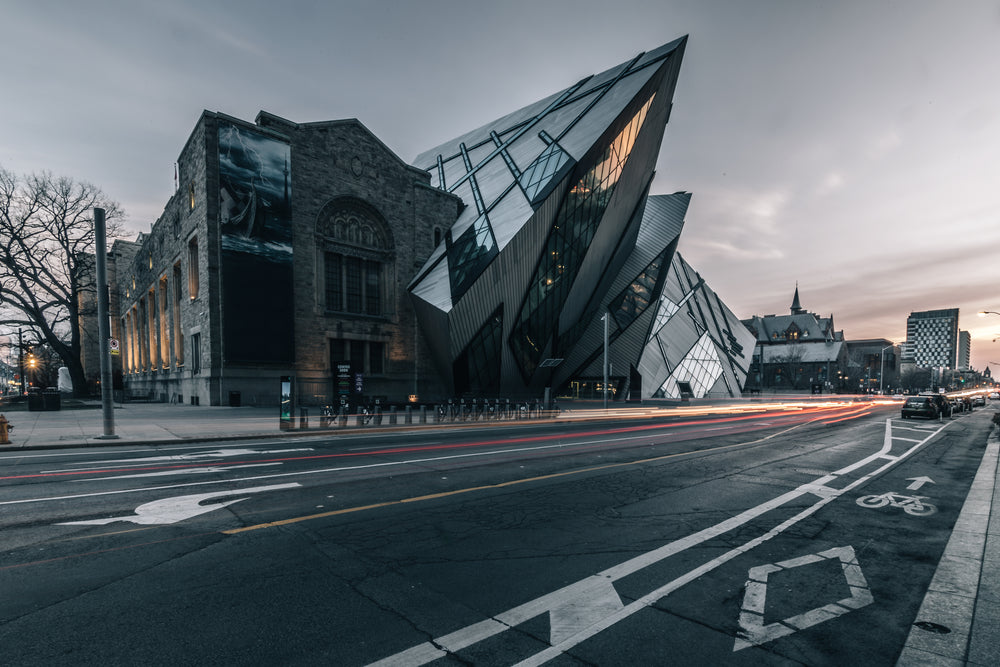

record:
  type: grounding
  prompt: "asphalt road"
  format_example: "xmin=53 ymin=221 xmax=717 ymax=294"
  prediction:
xmin=0 ymin=402 xmax=993 ymax=665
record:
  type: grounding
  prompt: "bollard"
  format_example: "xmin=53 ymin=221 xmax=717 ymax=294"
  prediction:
xmin=405 ymin=405 xmax=413 ymax=424
xmin=339 ymin=406 xmax=348 ymax=427
xmin=389 ymin=406 xmax=397 ymax=425
xmin=420 ymin=405 xmax=427 ymax=424
xmin=374 ymin=406 xmax=383 ymax=425
xmin=299 ymin=407 xmax=309 ymax=429
xmin=0 ymin=414 xmax=10 ymax=444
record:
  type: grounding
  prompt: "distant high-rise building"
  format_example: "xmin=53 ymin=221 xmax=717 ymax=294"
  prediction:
xmin=904 ymin=309 xmax=959 ymax=369
xmin=958 ymin=330 xmax=971 ymax=370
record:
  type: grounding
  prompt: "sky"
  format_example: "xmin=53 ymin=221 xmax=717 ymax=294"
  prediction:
xmin=3 ymin=0 xmax=1000 ymax=371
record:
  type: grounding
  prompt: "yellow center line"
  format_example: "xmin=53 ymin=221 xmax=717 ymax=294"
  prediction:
xmin=222 ymin=419 xmax=814 ymax=535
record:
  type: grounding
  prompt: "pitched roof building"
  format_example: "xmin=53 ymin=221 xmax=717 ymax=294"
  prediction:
xmin=741 ymin=287 xmax=846 ymax=390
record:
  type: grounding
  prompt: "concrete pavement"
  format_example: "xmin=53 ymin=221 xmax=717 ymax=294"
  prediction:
xmin=0 ymin=399 xmax=997 ymax=664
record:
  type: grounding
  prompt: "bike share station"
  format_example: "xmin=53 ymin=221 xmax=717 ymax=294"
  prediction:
xmin=278 ymin=367 xmax=560 ymax=431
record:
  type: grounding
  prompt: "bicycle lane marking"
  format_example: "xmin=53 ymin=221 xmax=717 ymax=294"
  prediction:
xmin=368 ymin=418 xmax=952 ymax=667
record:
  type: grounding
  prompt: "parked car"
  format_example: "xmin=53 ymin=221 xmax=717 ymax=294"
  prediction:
xmin=901 ymin=396 xmax=939 ymax=419
xmin=988 ymin=392 xmax=999 ymax=400
xmin=972 ymin=395 xmax=986 ymax=407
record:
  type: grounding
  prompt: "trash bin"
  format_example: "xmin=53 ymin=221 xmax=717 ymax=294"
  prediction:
xmin=229 ymin=391 xmax=241 ymax=407
xmin=27 ymin=388 xmax=43 ymax=412
xmin=42 ymin=389 xmax=61 ymax=411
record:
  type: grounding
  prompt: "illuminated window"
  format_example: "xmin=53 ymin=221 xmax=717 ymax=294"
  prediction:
xmin=189 ymin=182 xmax=195 ymax=211
xmin=172 ymin=263 xmax=184 ymax=366
xmin=187 ymin=236 xmax=199 ymax=300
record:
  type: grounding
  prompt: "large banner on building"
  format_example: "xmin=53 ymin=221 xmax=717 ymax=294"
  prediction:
xmin=218 ymin=121 xmax=294 ymax=363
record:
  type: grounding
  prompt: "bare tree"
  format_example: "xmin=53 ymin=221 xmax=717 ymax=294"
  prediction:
xmin=0 ymin=166 xmax=123 ymax=396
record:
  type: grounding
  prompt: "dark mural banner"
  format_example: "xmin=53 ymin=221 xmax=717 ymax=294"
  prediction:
xmin=218 ymin=121 xmax=294 ymax=363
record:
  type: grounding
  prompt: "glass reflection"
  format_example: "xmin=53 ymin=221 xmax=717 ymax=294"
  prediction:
xmin=510 ymin=94 xmax=656 ymax=379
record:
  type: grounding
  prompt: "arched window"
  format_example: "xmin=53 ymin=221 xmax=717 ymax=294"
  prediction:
xmin=317 ymin=198 xmax=394 ymax=317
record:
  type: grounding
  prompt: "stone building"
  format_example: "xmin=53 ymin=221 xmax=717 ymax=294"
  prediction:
xmin=742 ymin=287 xmax=847 ymax=391
xmin=113 ymin=111 xmax=460 ymax=406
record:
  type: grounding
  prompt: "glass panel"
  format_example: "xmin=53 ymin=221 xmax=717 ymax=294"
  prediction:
xmin=655 ymin=333 xmax=724 ymax=398
xmin=325 ymin=252 xmax=343 ymax=311
xmin=611 ymin=247 xmax=668 ymax=330
xmin=652 ymin=295 xmax=680 ymax=334
xmin=346 ymin=257 xmax=362 ymax=313
xmin=510 ymin=93 xmax=656 ymax=379
xmin=365 ymin=260 xmax=381 ymax=315
xmin=519 ymin=142 xmax=573 ymax=205
xmin=447 ymin=214 xmax=498 ymax=301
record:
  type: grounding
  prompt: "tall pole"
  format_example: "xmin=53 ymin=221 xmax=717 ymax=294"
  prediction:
xmin=602 ymin=311 xmax=609 ymax=411
xmin=18 ymin=328 xmax=24 ymax=397
xmin=879 ymin=344 xmax=892 ymax=395
xmin=94 ymin=208 xmax=118 ymax=439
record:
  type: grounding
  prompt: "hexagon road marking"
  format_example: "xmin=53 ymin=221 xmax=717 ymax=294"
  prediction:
xmin=734 ymin=545 xmax=874 ymax=651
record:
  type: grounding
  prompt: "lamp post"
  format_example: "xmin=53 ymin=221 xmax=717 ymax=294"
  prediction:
xmin=601 ymin=311 xmax=609 ymax=411
xmin=979 ymin=311 xmax=1000 ymax=317
xmin=879 ymin=344 xmax=894 ymax=395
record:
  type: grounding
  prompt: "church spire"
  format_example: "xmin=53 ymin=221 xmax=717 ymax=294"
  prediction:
xmin=790 ymin=282 xmax=804 ymax=315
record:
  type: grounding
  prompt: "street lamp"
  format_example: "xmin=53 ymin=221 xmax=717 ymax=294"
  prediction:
xmin=879 ymin=344 xmax=894 ymax=395
xmin=979 ymin=311 xmax=1000 ymax=317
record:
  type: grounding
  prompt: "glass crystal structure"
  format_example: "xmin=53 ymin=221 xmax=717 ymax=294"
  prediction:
xmin=409 ymin=37 xmax=754 ymax=399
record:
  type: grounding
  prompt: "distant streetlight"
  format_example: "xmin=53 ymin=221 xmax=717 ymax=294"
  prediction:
xmin=879 ymin=344 xmax=894 ymax=394
xmin=979 ymin=311 xmax=1000 ymax=317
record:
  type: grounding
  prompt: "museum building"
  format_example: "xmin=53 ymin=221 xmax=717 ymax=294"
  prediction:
xmin=106 ymin=36 xmax=754 ymax=406
xmin=111 ymin=111 xmax=460 ymax=406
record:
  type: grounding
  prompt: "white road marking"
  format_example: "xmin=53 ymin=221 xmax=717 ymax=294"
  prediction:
xmin=5 ymin=430 xmax=749 ymax=507
xmin=906 ymin=476 xmax=934 ymax=490
xmin=47 ymin=448 xmax=314 ymax=472
xmin=78 ymin=463 xmax=282 ymax=480
xmin=368 ymin=418 xmax=949 ymax=666
xmin=734 ymin=545 xmax=874 ymax=651
xmin=57 ymin=483 xmax=301 ymax=525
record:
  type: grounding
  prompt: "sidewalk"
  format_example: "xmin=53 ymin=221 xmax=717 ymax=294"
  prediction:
xmin=0 ymin=402 xmax=290 ymax=449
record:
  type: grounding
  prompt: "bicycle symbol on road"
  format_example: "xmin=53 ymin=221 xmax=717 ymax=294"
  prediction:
xmin=856 ymin=492 xmax=937 ymax=516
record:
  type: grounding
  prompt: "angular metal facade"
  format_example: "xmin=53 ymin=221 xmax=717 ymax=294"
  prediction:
xmin=409 ymin=37 xmax=753 ymax=398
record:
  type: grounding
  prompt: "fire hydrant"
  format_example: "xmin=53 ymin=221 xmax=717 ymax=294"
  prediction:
xmin=0 ymin=414 xmax=10 ymax=445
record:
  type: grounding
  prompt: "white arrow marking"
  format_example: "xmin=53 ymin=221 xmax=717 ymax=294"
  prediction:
xmin=52 ymin=448 xmax=314 ymax=471
xmin=57 ymin=483 xmax=300 ymax=526
xmin=906 ymin=476 xmax=935 ymax=491
xmin=79 ymin=463 xmax=281 ymax=481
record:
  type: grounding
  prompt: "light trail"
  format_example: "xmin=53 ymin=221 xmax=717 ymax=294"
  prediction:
xmin=0 ymin=402 xmax=885 ymax=482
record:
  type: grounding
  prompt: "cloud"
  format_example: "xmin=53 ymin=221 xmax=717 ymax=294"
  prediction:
xmin=865 ymin=128 xmax=902 ymax=160
xmin=815 ymin=171 xmax=845 ymax=196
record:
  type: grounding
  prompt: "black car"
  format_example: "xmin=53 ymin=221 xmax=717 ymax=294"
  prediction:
xmin=901 ymin=395 xmax=950 ymax=419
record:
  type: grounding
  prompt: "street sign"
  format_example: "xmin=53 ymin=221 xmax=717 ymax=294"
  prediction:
xmin=109 ymin=338 xmax=120 ymax=356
